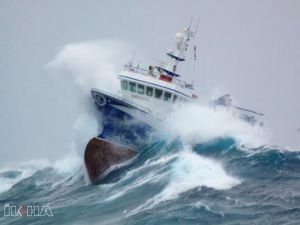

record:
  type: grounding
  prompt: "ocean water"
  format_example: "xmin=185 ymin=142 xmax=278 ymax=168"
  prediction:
xmin=0 ymin=132 xmax=299 ymax=224
xmin=1 ymin=42 xmax=299 ymax=225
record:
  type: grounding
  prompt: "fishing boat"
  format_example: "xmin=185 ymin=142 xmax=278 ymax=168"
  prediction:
xmin=84 ymin=26 xmax=264 ymax=183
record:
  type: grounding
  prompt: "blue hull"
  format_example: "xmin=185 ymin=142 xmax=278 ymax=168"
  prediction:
xmin=91 ymin=89 xmax=155 ymax=150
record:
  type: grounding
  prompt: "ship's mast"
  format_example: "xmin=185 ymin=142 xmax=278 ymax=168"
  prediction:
xmin=166 ymin=26 xmax=194 ymax=74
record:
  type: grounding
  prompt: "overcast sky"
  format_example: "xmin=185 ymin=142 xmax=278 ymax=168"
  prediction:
xmin=1 ymin=0 xmax=299 ymax=167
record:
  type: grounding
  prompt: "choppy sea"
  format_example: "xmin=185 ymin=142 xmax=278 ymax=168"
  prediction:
xmin=1 ymin=128 xmax=299 ymax=225
xmin=2 ymin=35 xmax=299 ymax=225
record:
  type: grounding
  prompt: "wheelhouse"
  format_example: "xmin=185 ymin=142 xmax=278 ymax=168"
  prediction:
xmin=120 ymin=77 xmax=190 ymax=104
xmin=117 ymin=26 xmax=198 ymax=108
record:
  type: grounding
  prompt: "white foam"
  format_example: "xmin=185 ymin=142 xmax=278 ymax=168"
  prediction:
xmin=0 ymin=170 xmax=34 ymax=193
xmin=1 ymin=40 xmax=134 ymax=192
xmin=160 ymin=103 xmax=268 ymax=147
xmin=51 ymin=113 xmax=99 ymax=177
xmin=44 ymin=40 xmax=132 ymax=177
xmin=0 ymin=159 xmax=51 ymax=193
xmin=159 ymin=150 xmax=240 ymax=199
xmin=47 ymin=39 xmax=131 ymax=94
xmin=0 ymin=112 xmax=100 ymax=192
xmin=0 ymin=173 xmax=28 ymax=194
xmin=53 ymin=152 xmax=82 ymax=176
xmin=128 ymin=146 xmax=240 ymax=216
xmin=71 ymin=113 xmax=101 ymax=157
xmin=104 ymin=154 xmax=176 ymax=202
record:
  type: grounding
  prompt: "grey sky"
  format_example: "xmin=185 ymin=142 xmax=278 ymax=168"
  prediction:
xmin=1 ymin=0 xmax=299 ymax=167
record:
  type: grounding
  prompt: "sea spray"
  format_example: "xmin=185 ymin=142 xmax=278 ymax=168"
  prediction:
xmin=127 ymin=145 xmax=241 ymax=216
xmin=47 ymin=40 xmax=131 ymax=94
xmin=160 ymin=103 xmax=269 ymax=147
xmin=1 ymin=40 xmax=299 ymax=225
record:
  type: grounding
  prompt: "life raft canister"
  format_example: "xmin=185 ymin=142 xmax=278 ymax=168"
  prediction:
xmin=159 ymin=74 xmax=173 ymax=82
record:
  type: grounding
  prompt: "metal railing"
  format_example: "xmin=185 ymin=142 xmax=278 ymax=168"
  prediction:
xmin=123 ymin=64 xmax=194 ymax=90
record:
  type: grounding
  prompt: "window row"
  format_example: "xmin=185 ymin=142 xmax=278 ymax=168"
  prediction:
xmin=121 ymin=80 xmax=187 ymax=103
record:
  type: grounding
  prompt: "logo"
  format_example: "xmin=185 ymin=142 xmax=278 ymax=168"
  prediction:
xmin=4 ymin=203 xmax=53 ymax=217
xmin=94 ymin=93 xmax=107 ymax=106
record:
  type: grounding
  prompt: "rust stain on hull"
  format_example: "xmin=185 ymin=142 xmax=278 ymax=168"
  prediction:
xmin=84 ymin=137 xmax=137 ymax=183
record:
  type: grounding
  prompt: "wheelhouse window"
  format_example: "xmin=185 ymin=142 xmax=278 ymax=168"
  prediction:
xmin=173 ymin=95 xmax=177 ymax=103
xmin=146 ymin=86 xmax=153 ymax=96
xmin=163 ymin=91 xmax=172 ymax=102
xmin=155 ymin=88 xmax=163 ymax=99
xmin=137 ymin=84 xmax=145 ymax=94
xmin=129 ymin=82 xmax=136 ymax=92
xmin=121 ymin=80 xmax=128 ymax=90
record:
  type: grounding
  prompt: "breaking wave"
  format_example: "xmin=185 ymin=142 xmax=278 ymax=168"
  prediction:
xmin=1 ymin=40 xmax=299 ymax=225
xmin=1 ymin=134 xmax=299 ymax=225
